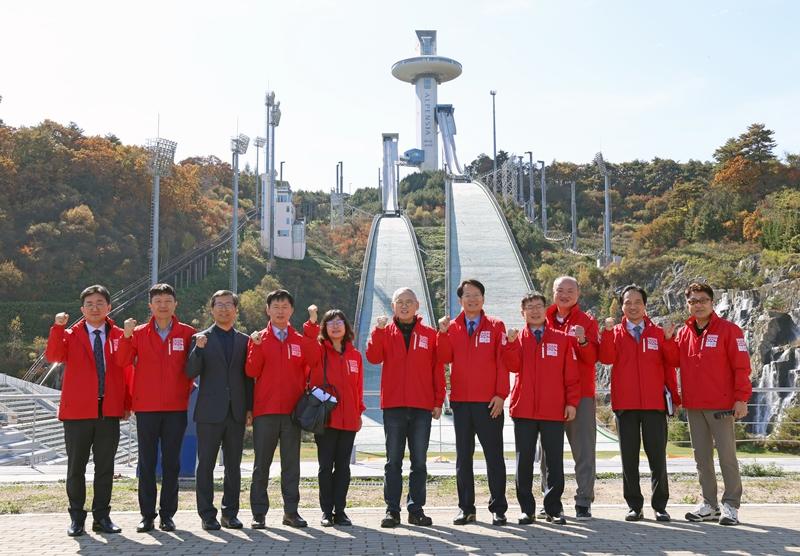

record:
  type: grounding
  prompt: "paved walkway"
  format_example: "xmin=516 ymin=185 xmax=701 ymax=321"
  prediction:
xmin=0 ymin=506 xmax=797 ymax=555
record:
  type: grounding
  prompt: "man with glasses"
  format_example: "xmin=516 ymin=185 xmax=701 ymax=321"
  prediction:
xmin=366 ymin=287 xmax=445 ymax=528
xmin=671 ymin=283 xmax=752 ymax=526
xmin=46 ymin=285 xmax=129 ymax=536
xmin=437 ymin=279 xmax=509 ymax=526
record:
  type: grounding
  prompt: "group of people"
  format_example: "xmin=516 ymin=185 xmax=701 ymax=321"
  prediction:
xmin=45 ymin=274 xmax=752 ymax=538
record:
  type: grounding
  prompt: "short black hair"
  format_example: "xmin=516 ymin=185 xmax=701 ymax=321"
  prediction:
xmin=266 ymin=289 xmax=294 ymax=308
xmin=520 ymin=291 xmax=547 ymax=308
xmin=80 ymin=284 xmax=111 ymax=305
xmin=619 ymin=284 xmax=648 ymax=306
xmin=149 ymin=283 xmax=176 ymax=301
xmin=318 ymin=309 xmax=355 ymax=344
xmin=685 ymin=282 xmax=714 ymax=300
xmin=457 ymin=278 xmax=485 ymax=298
xmin=210 ymin=290 xmax=238 ymax=308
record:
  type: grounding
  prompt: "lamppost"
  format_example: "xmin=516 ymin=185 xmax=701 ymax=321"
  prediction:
xmin=279 ymin=161 xmax=285 ymax=184
xmin=594 ymin=152 xmax=612 ymax=265
xmin=570 ymin=180 xmax=578 ymax=250
xmin=146 ymin=137 xmax=177 ymax=285
xmin=538 ymin=160 xmax=547 ymax=235
xmin=230 ymin=133 xmax=249 ymax=293
xmin=264 ymin=91 xmax=281 ymax=266
xmin=253 ymin=136 xmax=266 ymax=219
xmin=338 ymin=161 xmax=343 ymax=193
xmin=490 ymin=90 xmax=497 ymax=192
xmin=525 ymin=151 xmax=535 ymax=221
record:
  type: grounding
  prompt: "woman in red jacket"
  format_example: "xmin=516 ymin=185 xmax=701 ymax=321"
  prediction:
xmin=599 ymin=285 xmax=680 ymax=523
xmin=307 ymin=309 xmax=365 ymax=527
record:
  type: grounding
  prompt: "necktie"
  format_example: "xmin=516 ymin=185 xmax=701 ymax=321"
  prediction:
xmin=633 ymin=324 xmax=642 ymax=343
xmin=534 ymin=329 xmax=543 ymax=344
xmin=93 ymin=330 xmax=105 ymax=397
xmin=278 ymin=329 xmax=286 ymax=342
xmin=468 ymin=321 xmax=476 ymax=337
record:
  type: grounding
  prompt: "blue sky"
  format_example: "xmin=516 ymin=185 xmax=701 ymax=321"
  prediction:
xmin=2 ymin=0 xmax=797 ymax=192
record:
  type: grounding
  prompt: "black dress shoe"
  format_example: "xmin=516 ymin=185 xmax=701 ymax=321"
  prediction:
xmin=320 ymin=513 xmax=334 ymax=527
xmin=381 ymin=510 xmax=401 ymax=528
xmin=333 ymin=512 xmax=352 ymax=526
xmin=159 ymin=516 xmax=175 ymax=531
xmin=546 ymin=512 xmax=567 ymax=525
xmin=655 ymin=510 xmax=671 ymax=522
xmin=282 ymin=512 xmax=308 ymax=528
xmin=575 ymin=505 xmax=592 ymax=520
xmin=518 ymin=513 xmax=535 ymax=525
xmin=625 ymin=509 xmax=644 ymax=522
xmin=407 ymin=511 xmax=432 ymax=526
xmin=67 ymin=520 xmax=85 ymax=537
xmin=221 ymin=515 xmax=243 ymax=529
xmin=453 ymin=511 xmax=476 ymax=525
xmin=92 ymin=517 xmax=122 ymax=534
xmin=137 ymin=517 xmax=155 ymax=533
xmin=251 ymin=514 xmax=266 ymax=529
xmin=201 ymin=518 xmax=221 ymax=531
xmin=492 ymin=512 xmax=507 ymax=526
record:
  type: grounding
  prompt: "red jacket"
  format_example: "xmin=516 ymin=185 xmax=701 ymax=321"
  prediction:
xmin=502 ymin=326 xmax=581 ymax=421
xmin=308 ymin=340 xmax=365 ymax=432
xmin=366 ymin=316 xmax=445 ymax=411
xmin=46 ymin=317 xmax=129 ymax=420
xmin=245 ymin=324 xmax=320 ymax=417
xmin=598 ymin=316 xmax=681 ymax=411
xmin=546 ymin=304 xmax=599 ymax=398
xmin=436 ymin=311 xmax=509 ymax=402
xmin=667 ymin=312 xmax=752 ymax=410
xmin=115 ymin=316 xmax=196 ymax=412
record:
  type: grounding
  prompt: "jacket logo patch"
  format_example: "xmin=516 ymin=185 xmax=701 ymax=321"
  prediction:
xmin=112 ymin=339 xmax=119 ymax=352
xmin=567 ymin=326 xmax=577 ymax=337
xmin=347 ymin=359 xmax=359 ymax=374
xmin=737 ymin=338 xmax=748 ymax=352
xmin=290 ymin=344 xmax=302 ymax=357
xmin=705 ymin=334 xmax=718 ymax=348
xmin=647 ymin=337 xmax=658 ymax=350
xmin=479 ymin=330 xmax=491 ymax=344
xmin=501 ymin=333 xmax=507 ymax=346
xmin=418 ymin=336 xmax=429 ymax=350
xmin=172 ymin=338 xmax=184 ymax=351
xmin=546 ymin=343 xmax=558 ymax=357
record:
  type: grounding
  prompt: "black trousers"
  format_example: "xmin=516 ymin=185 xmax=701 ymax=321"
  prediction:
xmin=63 ymin=414 xmax=120 ymax=522
xmin=250 ymin=414 xmax=301 ymax=516
xmin=615 ymin=409 xmax=669 ymax=512
xmin=315 ymin=428 xmax=356 ymax=514
xmin=451 ymin=401 xmax=508 ymax=514
xmin=136 ymin=410 xmax=188 ymax=519
xmin=195 ymin=409 xmax=245 ymax=520
xmin=514 ymin=418 xmax=565 ymax=516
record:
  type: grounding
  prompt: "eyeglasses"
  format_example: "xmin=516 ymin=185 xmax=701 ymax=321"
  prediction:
xmin=325 ymin=319 xmax=345 ymax=327
xmin=394 ymin=300 xmax=417 ymax=306
xmin=461 ymin=293 xmax=483 ymax=300
xmin=213 ymin=302 xmax=236 ymax=309
xmin=82 ymin=302 xmax=108 ymax=310
xmin=687 ymin=297 xmax=712 ymax=306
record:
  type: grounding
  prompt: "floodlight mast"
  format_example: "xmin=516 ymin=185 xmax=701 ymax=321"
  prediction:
xmin=146 ymin=137 xmax=177 ymax=285
xmin=525 ymin=151 xmax=535 ymax=220
xmin=254 ymin=136 xmax=266 ymax=220
xmin=538 ymin=160 xmax=547 ymax=235
xmin=595 ymin=152 xmax=612 ymax=265
xmin=230 ymin=133 xmax=249 ymax=293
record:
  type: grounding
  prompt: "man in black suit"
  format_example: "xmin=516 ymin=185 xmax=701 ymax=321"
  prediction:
xmin=185 ymin=290 xmax=253 ymax=531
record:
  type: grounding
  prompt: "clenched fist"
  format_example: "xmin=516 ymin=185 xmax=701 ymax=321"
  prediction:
xmin=663 ymin=321 xmax=677 ymax=340
xmin=573 ymin=324 xmax=586 ymax=343
xmin=54 ymin=312 xmax=69 ymax=326
xmin=604 ymin=317 xmax=615 ymax=331
xmin=308 ymin=304 xmax=318 ymax=324
xmin=250 ymin=330 xmax=263 ymax=345
xmin=438 ymin=316 xmax=451 ymax=333
xmin=507 ymin=328 xmax=519 ymax=343
xmin=194 ymin=333 xmax=208 ymax=349
xmin=124 ymin=318 xmax=137 ymax=338
xmin=376 ymin=316 xmax=389 ymax=329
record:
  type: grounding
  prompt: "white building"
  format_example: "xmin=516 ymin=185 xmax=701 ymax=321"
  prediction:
xmin=273 ymin=183 xmax=306 ymax=260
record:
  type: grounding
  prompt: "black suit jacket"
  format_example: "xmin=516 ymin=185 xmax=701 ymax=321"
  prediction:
xmin=185 ymin=324 xmax=253 ymax=424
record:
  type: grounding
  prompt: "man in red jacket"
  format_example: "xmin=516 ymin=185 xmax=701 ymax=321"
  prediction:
xmin=246 ymin=289 xmax=319 ymax=529
xmin=672 ymin=283 xmax=752 ymax=526
xmin=599 ymin=285 xmax=681 ymax=522
xmin=543 ymin=276 xmax=599 ymax=520
xmin=504 ymin=292 xmax=579 ymax=525
xmin=45 ymin=284 xmax=129 ymax=537
xmin=366 ymin=287 xmax=445 ymax=528
xmin=115 ymin=283 xmax=195 ymax=533
xmin=437 ymin=279 xmax=509 ymax=526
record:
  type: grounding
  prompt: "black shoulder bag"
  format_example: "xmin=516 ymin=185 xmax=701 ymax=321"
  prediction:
xmin=292 ymin=352 xmax=338 ymax=435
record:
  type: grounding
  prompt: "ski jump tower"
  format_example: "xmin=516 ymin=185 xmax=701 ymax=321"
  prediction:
xmin=392 ymin=30 xmax=462 ymax=171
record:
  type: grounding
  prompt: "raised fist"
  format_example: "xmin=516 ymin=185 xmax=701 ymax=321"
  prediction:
xmin=54 ymin=312 xmax=69 ymax=326
xmin=604 ymin=317 xmax=615 ymax=331
xmin=250 ymin=330 xmax=263 ymax=345
xmin=663 ymin=321 xmax=677 ymax=340
xmin=507 ymin=328 xmax=519 ymax=343
xmin=376 ymin=316 xmax=389 ymax=329
xmin=123 ymin=318 xmax=137 ymax=338
xmin=573 ymin=324 xmax=586 ymax=342
xmin=308 ymin=304 xmax=318 ymax=323
xmin=194 ymin=333 xmax=208 ymax=349
xmin=438 ymin=316 xmax=451 ymax=333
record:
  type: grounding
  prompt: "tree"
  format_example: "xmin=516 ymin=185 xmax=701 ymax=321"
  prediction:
xmin=714 ymin=123 xmax=777 ymax=165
